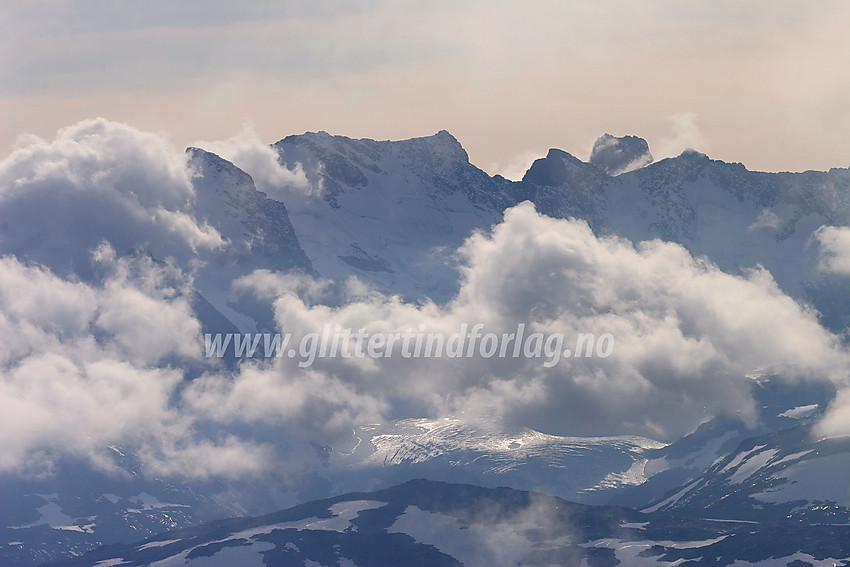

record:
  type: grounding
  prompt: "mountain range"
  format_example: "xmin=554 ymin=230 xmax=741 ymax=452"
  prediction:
xmin=2 ymin=124 xmax=850 ymax=566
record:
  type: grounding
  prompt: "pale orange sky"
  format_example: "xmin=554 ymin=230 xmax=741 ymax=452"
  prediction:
xmin=2 ymin=1 xmax=850 ymax=176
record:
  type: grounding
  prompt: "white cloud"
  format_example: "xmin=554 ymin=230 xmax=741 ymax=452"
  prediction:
xmin=817 ymin=388 xmax=850 ymax=438
xmin=813 ymin=225 xmax=850 ymax=275
xmin=0 ymin=255 xmax=191 ymax=471
xmin=0 ymin=118 xmax=224 ymax=278
xmin=186 ymin=364 xmax=386 ymax=437
xmin=0 ymin=246 xmax=378 ymax=478
xmin=0 ymin=252 xmax=280 ymax=478
xmin=92 ymin=245 xmax=203 ymax=365
xmin=0 ymin=352 xmax=182 ymax=472
xmin=193 ymin=122 xmax=309 ymax=200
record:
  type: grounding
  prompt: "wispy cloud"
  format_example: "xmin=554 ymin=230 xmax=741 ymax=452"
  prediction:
xmin=193 ymin=122 xmax=309 ymax=199
xmin=656 ymin=111 xmax=708 ymax=159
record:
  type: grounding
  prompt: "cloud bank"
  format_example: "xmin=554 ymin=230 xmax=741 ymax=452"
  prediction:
xmin=2 ymin=119 xmax=849 ymax=482
xmin=220 ymin=203 xmax=849 ymax=443
xmin=0 ymin=118 xmax=223 ymax=278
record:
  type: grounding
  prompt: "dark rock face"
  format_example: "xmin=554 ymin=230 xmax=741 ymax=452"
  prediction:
xmin=589 ymin=133 xmax=653 ymax=176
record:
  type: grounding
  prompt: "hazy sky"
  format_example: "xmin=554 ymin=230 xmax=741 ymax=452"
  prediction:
xmin=2 ymin=0 xmax=850 ymax=176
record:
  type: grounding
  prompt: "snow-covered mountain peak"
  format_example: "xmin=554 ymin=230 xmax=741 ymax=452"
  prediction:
xmin=277 ymin=129 xmax=468 ymax=166
xmin=184 ymin=146 xmax=312 ymax=332
xmin=589 ymin=133 xmax=654 ymax=176
xmin=270 ymin=130 xmax=508 ymax=301
xmin=400 ymin=129 xmax=468 ymax=161
xmin=187 ymin=147 xmax=259 ymax=208
xmin=379 ymin=130 xmax=473 ymax=185
xmin=677 ymin=147 xmax=711 ymax=162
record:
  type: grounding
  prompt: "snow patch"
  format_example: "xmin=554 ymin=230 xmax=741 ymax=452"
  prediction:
xmin=93 ymin=560 xmax=130 ymax=567
xmin=231 ymin=500 xmax=386 ymax=539
xmin=755 ymin=453 xmax=850 ymax=507
xmin=10 ymin=495 xmax=92 ymax=532
xmin=642 ymin=479 xmax=701 ymax=513
xmin=729 ymin=449 xmax=778 ymax=484
xmin=729 ymin=551 xmax=850 ymax=566
xmin=128 ymin=492 xmax=188 ymax=510
xmin=138 ymin=539 xmax=181 ymax=550
xmin=721 ymin=445 xmax=766 ymax=474
xmin=778 ymin=404 xmax=819 ymax=419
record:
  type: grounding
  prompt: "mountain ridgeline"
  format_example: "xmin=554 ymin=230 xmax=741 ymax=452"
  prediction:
xmin=197 ymin=129 xmax=849 ymax=322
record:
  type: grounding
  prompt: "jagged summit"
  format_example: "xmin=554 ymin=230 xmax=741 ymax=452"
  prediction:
xmin=186 ymin=146 xmax=254 ymax=183
xmin=277 ymin=129 xmax=468 ymax=162
xmin=390 ymin=129 xmax=470 ymax=164
xmin=589 ymin=133 xmax=653 ymax=176
xmin=521 ymin=148 xmax=590 ymax=186
xmin=187 ymin=145 xmax=312 ymax=276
